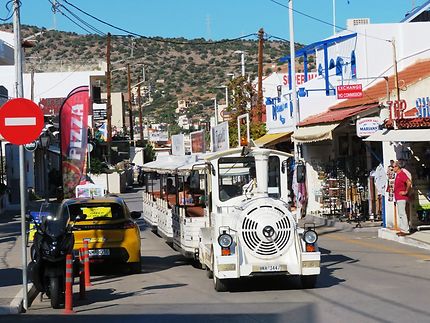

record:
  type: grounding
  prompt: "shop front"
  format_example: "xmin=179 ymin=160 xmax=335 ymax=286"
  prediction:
xmin=366 ymin=127 xmax=430 ymax=230
xmin=294 ymin=117 xmax=382 ymax=221
xmin=364 ymin=64 xmax=430 ymax=230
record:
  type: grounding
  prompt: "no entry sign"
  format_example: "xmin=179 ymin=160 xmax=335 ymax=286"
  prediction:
xmin=0 ymin=98 xmax=44 ymax=145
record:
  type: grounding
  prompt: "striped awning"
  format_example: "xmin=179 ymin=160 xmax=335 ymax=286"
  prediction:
xmin=292 ymin=123 xmax=339 ymax=143
xmin=254 ymin=132 xmax=292 ymax=148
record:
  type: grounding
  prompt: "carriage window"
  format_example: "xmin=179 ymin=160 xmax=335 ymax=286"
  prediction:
xmin=268 ymin=156 xmax=281 ymax=198
xmin=218 ymin=156 xmax=255 ymax=202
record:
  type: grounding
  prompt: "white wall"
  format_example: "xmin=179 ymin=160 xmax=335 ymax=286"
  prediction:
xmin=0 ymin=66 xmax=105 ymax=102
xmin=265 ymin=21 xmax=430 ymax=134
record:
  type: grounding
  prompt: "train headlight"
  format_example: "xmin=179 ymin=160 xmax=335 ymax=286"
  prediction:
xmin=218 ymin=232 xmax=233 ymax=248
xmin=303 ymin=229 xmax=318 ymax=244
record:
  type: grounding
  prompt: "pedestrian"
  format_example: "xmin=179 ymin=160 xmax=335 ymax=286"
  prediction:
xmin=393 ymin=160 xmax=412 ymax=236
xmin=243 ymin=167 xmax=257 ymax=195
xmin=163 ymin=178 xmax=176 ymax=195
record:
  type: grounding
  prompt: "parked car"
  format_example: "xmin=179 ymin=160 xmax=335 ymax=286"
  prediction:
xmin=60 ymin=196 xmax=142 ymax=273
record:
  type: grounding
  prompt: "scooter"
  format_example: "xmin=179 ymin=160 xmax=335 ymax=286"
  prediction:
xmin=27 ymin=203 xmax=83 ymax=309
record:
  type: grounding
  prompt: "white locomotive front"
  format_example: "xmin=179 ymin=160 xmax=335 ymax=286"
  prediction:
xmin=198 ymin=148 xmax=320 ymax=291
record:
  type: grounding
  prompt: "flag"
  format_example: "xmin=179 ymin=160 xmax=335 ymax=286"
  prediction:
xmin=59 ymin=86 xmax=89 ymax=198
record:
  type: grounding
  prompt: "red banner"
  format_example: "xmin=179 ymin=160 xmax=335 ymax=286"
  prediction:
xmin=60 ymin=86 xmax=89 ymax=198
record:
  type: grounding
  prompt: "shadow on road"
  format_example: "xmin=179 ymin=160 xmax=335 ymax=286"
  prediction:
xmin=141 ymin=254 xmax=188 ymax=274
xmin=0 ymin=267 xmax=22 ymax=287
xmin=316 ymin=246 xmax=356 ymax=288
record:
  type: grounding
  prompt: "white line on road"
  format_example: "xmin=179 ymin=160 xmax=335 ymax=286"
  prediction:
xmin=5 ymin=117 xmax=36 ymax=126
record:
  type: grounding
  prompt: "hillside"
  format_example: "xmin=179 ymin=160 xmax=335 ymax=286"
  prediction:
xmin=1 ymin=24 xmax=312 ymax=126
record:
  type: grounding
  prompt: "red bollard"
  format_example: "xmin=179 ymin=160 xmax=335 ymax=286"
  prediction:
xmin=79 ymin=248 xmax=86 ymax=300
xmin=83 ymin=240 xmax=92 ymax=287
xmin=64 ymin=254 xmax=74 ymax=314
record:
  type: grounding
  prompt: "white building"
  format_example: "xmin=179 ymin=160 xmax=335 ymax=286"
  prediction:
xmin=0 ymin=30 xmax=105 ymax=207
xmin=259 ymin=7 xmax=430 ymax=222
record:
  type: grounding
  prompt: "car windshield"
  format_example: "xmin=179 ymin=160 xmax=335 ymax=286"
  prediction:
xmin=68 ymin=203 xmax=125 ymax=221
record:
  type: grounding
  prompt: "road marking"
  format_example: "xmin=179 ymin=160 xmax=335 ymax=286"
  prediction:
xmin=5 ymin=117 xmax=36 ymax=126
xmin=325 ymin=233 xmax=430 ymax=261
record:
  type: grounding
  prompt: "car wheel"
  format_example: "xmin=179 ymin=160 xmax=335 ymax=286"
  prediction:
xmin=129 ymin=252 xmax=142 ymax=274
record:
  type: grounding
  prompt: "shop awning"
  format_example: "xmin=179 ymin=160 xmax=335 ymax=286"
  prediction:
xmin=292 ymin=123 xmax=339 ymax=143
xmin=254 ymin=132 xmax=292 ymax=147
xmin=364 ymin=128 xmax=430 ymax=142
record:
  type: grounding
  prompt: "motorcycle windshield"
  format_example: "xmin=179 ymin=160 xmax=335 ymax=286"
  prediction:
xmin=44 ymin=215 xmax=69 ymax=238
xmin=38 ymin=203 xmax=68 ymax=238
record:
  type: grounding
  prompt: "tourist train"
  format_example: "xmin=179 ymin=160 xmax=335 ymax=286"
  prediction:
xmin=141 ymin=146 xmax=320 ymax=291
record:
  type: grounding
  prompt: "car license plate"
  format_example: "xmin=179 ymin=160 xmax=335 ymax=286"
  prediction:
xmin=259 ymin=265 xmax=281 ymax=272
xmin=88 ymin=249 xmax=110 ymax=257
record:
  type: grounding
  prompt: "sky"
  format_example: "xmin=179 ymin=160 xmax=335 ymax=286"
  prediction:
xmin=1 ymin=0 xmax=427 ymax=45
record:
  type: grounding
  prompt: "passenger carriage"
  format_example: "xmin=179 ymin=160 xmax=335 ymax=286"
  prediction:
xmin=141 ymin=155 xmax=197 ymax=241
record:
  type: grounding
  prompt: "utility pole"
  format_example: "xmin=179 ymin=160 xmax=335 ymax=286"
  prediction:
xmin=392 ymin=38 xmax=400 ymax=101
xmin=106 ymin=32 xmax=112 ymax=164
xmin=138 ymin=75 xmax=143 ymax=144
xmin=257 ymin=28 xmax=264 ymax=122
xmin=127 ymin=63 xmax=134 ymax=141
xmin=289 ymin=0 xmax=299 ymax=125
xmin=391 ymin=38 xmax=400 ymax=130
xmin=13 ymin=0 xmax=28 ymax=311
xmin=30 ymin=67 xmax=34 ymax=101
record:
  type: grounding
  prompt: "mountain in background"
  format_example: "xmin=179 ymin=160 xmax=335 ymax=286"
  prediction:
xmin=1 ymin=24 xmax=312 ymax=126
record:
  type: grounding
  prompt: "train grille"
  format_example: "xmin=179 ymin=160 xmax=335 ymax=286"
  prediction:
xmin=241 ymin=205 xmax=293 ymax=259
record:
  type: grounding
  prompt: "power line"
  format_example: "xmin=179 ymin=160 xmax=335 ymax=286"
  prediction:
xmin=269 ymin=0 xmax=390 ymax=43
xmin=47 ymin=0 xmax=105 ymax=36
xmin=0 ymin=0 xmax=17 ymax=22
xmin=56 ymin=2 xmax=105 ymax=35
xmin=60 ymin=0 xmax=257 ymax=45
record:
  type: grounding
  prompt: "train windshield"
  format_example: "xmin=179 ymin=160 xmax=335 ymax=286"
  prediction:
xmin=218 ymin=156 xmax=255 ymax=201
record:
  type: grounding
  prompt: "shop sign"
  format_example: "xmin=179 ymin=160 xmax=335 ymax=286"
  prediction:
xmin=356 ymin=117 xmax=380 ymax=137
xmin=24 ymin=141 xmax=38 ymax=152
xmin=337 ymin=84 xmax=363 ymax=99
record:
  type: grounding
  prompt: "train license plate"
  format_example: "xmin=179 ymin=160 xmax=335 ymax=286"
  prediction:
xmin=258 ymin=265 xmax=281 ymax=272
xmin=88 ymin=249 xmax=110 ymax=257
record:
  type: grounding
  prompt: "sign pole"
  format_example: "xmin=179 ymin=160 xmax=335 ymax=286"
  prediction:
xmin=13 ymin=0 xmax=28 ymax=311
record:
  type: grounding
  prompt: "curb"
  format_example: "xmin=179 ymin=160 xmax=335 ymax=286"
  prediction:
xmin=378 ymin=228 xmax=430 ymax=251
xmin=3 ymin=283 xmax=39 ymax=314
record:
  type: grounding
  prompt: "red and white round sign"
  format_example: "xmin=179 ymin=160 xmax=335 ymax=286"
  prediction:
xmin=0 ymin=98 xmax=44 ymax=145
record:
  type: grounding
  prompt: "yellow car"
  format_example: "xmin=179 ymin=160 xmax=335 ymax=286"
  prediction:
xmin=61 ymin=196 xmax=142 ymax=273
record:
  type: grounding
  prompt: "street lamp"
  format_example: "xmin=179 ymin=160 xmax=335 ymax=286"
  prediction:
xmin=39 ymin=131 xmax=51 ymax=203
xmin=212 ymin=97 xmax=218 ymax=125
xmin=234 ymin=50 xmax=246 ymax=77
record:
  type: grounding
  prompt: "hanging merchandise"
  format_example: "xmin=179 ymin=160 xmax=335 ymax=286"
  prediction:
xmin=386 ymin=160 xmax=395 ymax=202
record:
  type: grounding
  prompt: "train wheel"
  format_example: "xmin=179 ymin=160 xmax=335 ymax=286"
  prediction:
xmin=301 ymin=275 xmax=318 ymax=289
xmin=213 ymin=274 xmax=228 ymax=292
xmin=206 ymin=267 xmax=213 ymax=279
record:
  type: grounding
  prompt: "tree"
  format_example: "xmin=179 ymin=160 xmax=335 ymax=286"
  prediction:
xmin=227 ymin=76 xmax=266 ymax=147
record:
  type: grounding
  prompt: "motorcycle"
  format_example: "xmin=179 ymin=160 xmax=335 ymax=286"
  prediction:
xmin=27 ymin=202 xmax=84 ymax=309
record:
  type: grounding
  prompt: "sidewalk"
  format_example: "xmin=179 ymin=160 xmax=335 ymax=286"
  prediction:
xmin=0 ymin=200 xmax=45 ymax=314
xmin=303 ymin=214 xmax=430 ymax=251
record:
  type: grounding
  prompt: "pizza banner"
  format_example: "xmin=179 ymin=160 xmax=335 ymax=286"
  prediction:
xmin=59 ymin=86 xmax=89 ymax=198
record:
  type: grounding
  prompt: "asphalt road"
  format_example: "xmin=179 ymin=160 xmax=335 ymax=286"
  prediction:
xmin=5 ymin=189 xmax=430 ymax=323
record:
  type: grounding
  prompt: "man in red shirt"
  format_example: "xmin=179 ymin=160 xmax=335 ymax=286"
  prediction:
xmin=393 ymin=161 xmax=412 ymax=236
